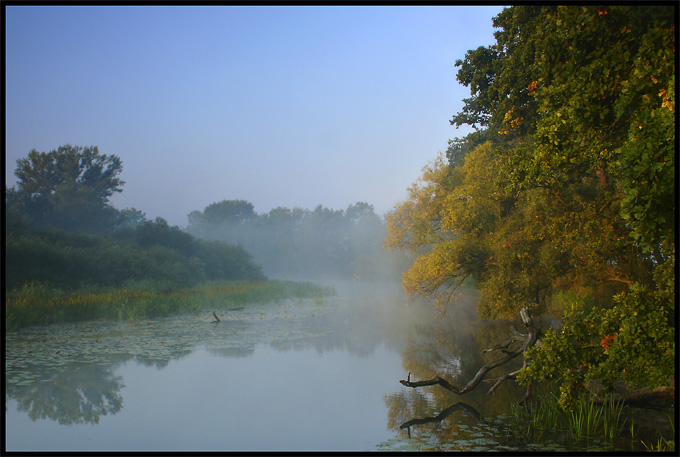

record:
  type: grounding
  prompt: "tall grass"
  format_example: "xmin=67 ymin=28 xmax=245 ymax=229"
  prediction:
xmin=510 ymin=390 xmax=627 ymax=443
xmin=570 ymin=394 xmax=603 ymax=440
xmin=5 ymin=279 xmax=335 ymax=331
xmin=601 ymin=395 xmax=625 ymax=439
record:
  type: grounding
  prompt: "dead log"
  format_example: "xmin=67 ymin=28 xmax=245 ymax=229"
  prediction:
xmin=400 ymin=307 xmax=539 ymax=397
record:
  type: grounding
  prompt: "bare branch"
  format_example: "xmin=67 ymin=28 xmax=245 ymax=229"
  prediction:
xmin=400 ymin=307 xmax=539 ymax=397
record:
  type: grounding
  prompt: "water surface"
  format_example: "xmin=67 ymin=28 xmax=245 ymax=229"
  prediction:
xmin=5 ymin=282 xmax=424 ymax=451
xmin=6 ymin=282 xmax=674 ymax=452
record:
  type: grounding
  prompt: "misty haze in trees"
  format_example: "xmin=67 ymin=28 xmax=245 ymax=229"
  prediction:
xmin=6 ymin=145 xmax=407 ymax=292
xmin=186 ymin=199 xmax=410 ymax=281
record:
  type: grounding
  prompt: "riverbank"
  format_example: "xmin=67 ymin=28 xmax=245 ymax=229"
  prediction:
xmin=5 ymin=279 xmax=336 ymax=331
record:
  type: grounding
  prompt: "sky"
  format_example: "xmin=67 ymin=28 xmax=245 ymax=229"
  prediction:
xmin=5 ymin=5 xmax=506 ymax=227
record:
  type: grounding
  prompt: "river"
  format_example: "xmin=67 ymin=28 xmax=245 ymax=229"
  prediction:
xmin=4 ymin=281 xmax=674 ymax=451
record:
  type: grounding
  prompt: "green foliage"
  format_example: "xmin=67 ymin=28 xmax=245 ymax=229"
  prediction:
xmin=8 ymin=145 xmax=125 ymax=233
xmin=387 ymin=4 xmax=675 ymax=407
xmin=198 ymin=199 xmax=256 ymax=225
xmin=6 ymin=218 xmax=266 ymax=292
xmin=520 ymin=257 xmax=674 ymax=410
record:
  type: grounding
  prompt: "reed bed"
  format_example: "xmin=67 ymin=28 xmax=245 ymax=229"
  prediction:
xmin=5 ymin=280 xmax=335 ymax=331
xmin=510 ymin=391 xmax=627 ymax=443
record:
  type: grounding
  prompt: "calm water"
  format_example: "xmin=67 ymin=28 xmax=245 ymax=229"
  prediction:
xmin=5 ymin=282 xmax=675 ymax=452
xmin=5 ymin=282 xmax=426 ymax=451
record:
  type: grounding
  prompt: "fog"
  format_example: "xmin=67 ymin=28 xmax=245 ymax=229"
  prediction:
xmin=185 ymin=199 xmax=412 ymax=282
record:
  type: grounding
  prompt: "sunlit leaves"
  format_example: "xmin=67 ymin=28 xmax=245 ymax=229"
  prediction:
xmin=389 ymin=4 xmax=675 ymax=407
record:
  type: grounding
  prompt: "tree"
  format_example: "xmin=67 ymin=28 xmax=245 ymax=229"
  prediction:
xmin=387 ymin=5 xmax=674 ymax=409
xmin=201 ymin=199 xmax=256 ymax=225
xmin=8 ymin=145 xmax=125 ymax=233
xmin=116 ymin=207 xmax=148 ymax=229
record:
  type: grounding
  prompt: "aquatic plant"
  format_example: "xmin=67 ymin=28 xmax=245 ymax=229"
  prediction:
xmin=569 ymin=394 xmax=603 ymax=440
xmin=601 ymin=395 xmax=625 ymax=439
xmin=5 ymin=279 xmax=335 ymax=331
xmin=509 ymin=389 xmax=629 ymax=445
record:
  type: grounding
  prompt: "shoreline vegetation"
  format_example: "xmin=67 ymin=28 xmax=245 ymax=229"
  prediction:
xmin=5 ymin=279 xmax=336 ymax=332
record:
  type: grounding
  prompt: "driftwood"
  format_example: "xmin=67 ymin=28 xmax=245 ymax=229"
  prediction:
xmin=400 ymin=308 xmax=538 ymax=399
xmin=212 ymin=312 xmax=221 ymax=322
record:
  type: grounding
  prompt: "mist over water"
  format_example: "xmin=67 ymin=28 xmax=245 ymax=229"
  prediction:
xmin=7 ymin=277 xmax=667 ymax=452
xmin=4 ymin=279 xmax=463 ymax=451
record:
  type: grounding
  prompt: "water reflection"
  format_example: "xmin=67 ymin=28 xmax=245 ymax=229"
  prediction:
xmin=383 ymin=300 xmax=538 ymax=451
xmin=7 ymin=284 xmax=598 ymax=452
xmin=5 ymin=284 xmax=422 ymax=435
xmin=8 ymin=362 xmax=125 ymax=425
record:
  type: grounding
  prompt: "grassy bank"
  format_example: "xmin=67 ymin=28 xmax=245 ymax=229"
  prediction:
xmin=5 ymin=279 xmax=336 ymax=331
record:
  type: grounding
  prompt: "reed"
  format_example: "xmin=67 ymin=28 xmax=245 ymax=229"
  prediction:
xmin=601 ymin=395 xmax=625 ymax=439
xmin=570 ymin=394 xmax=603 ymax=440
xmin=6 ymin=279 xmax=336 ymax=331
xmin=509 ymin=389 xmax=628 ymax=444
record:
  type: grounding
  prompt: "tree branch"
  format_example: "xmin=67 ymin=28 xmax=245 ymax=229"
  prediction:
xmin=400 ymin=308 xmax=539 ymax=397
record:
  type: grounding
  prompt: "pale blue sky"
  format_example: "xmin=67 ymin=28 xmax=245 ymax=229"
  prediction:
xmin=5 ymin=5 xmax=506 ymax=226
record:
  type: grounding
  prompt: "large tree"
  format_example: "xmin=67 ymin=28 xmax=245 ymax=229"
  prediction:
xmin=386 ymin=5 xmax=674 ymax=408
xmin=8 ymin=145 xmax=125 ymax=233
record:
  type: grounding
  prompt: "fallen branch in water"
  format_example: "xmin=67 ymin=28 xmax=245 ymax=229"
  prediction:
xmin=212 ymin=312 xmax=221 ymax=322
xmin=400 ymin=308 xmax=538 ymax=398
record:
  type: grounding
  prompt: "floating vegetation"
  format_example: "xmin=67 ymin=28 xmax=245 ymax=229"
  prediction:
xmin=6 ymin=297 xmax=340 ymax=426
xmin=8 ymin=299 xmax=331 ymax=369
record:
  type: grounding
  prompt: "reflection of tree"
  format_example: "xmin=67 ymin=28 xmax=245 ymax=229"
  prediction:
xmin=134 ymin=347 xmax=195 ymax=368
xmin=387 ymin=309 xmax=529 ymax=445
xmin=207 ymin=346 xmax=255 ymax=358
xmin=400 ymin=401 xmax=482 ymax=432
xmin=401 ymin=309 xmax=537 ymax=398
xmin=9 ymin=362 xmax=125 ymax=425
xmin=385 ymin=390 xmax=433 ymax=431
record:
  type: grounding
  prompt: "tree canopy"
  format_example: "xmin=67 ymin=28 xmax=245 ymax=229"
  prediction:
xmin=386 ymin=5 xmax=675 ymax=409
xmin=5 ymin=145 xmax=268 ymax=290
xmin=7 ymin=145 xmax=125 ymax=233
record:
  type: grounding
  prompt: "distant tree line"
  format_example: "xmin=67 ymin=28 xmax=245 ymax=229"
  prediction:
xmin=186 ymin=200 xmax=410 ymax=280
xmin=5 ymin=145 xmax=265 ymax=291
